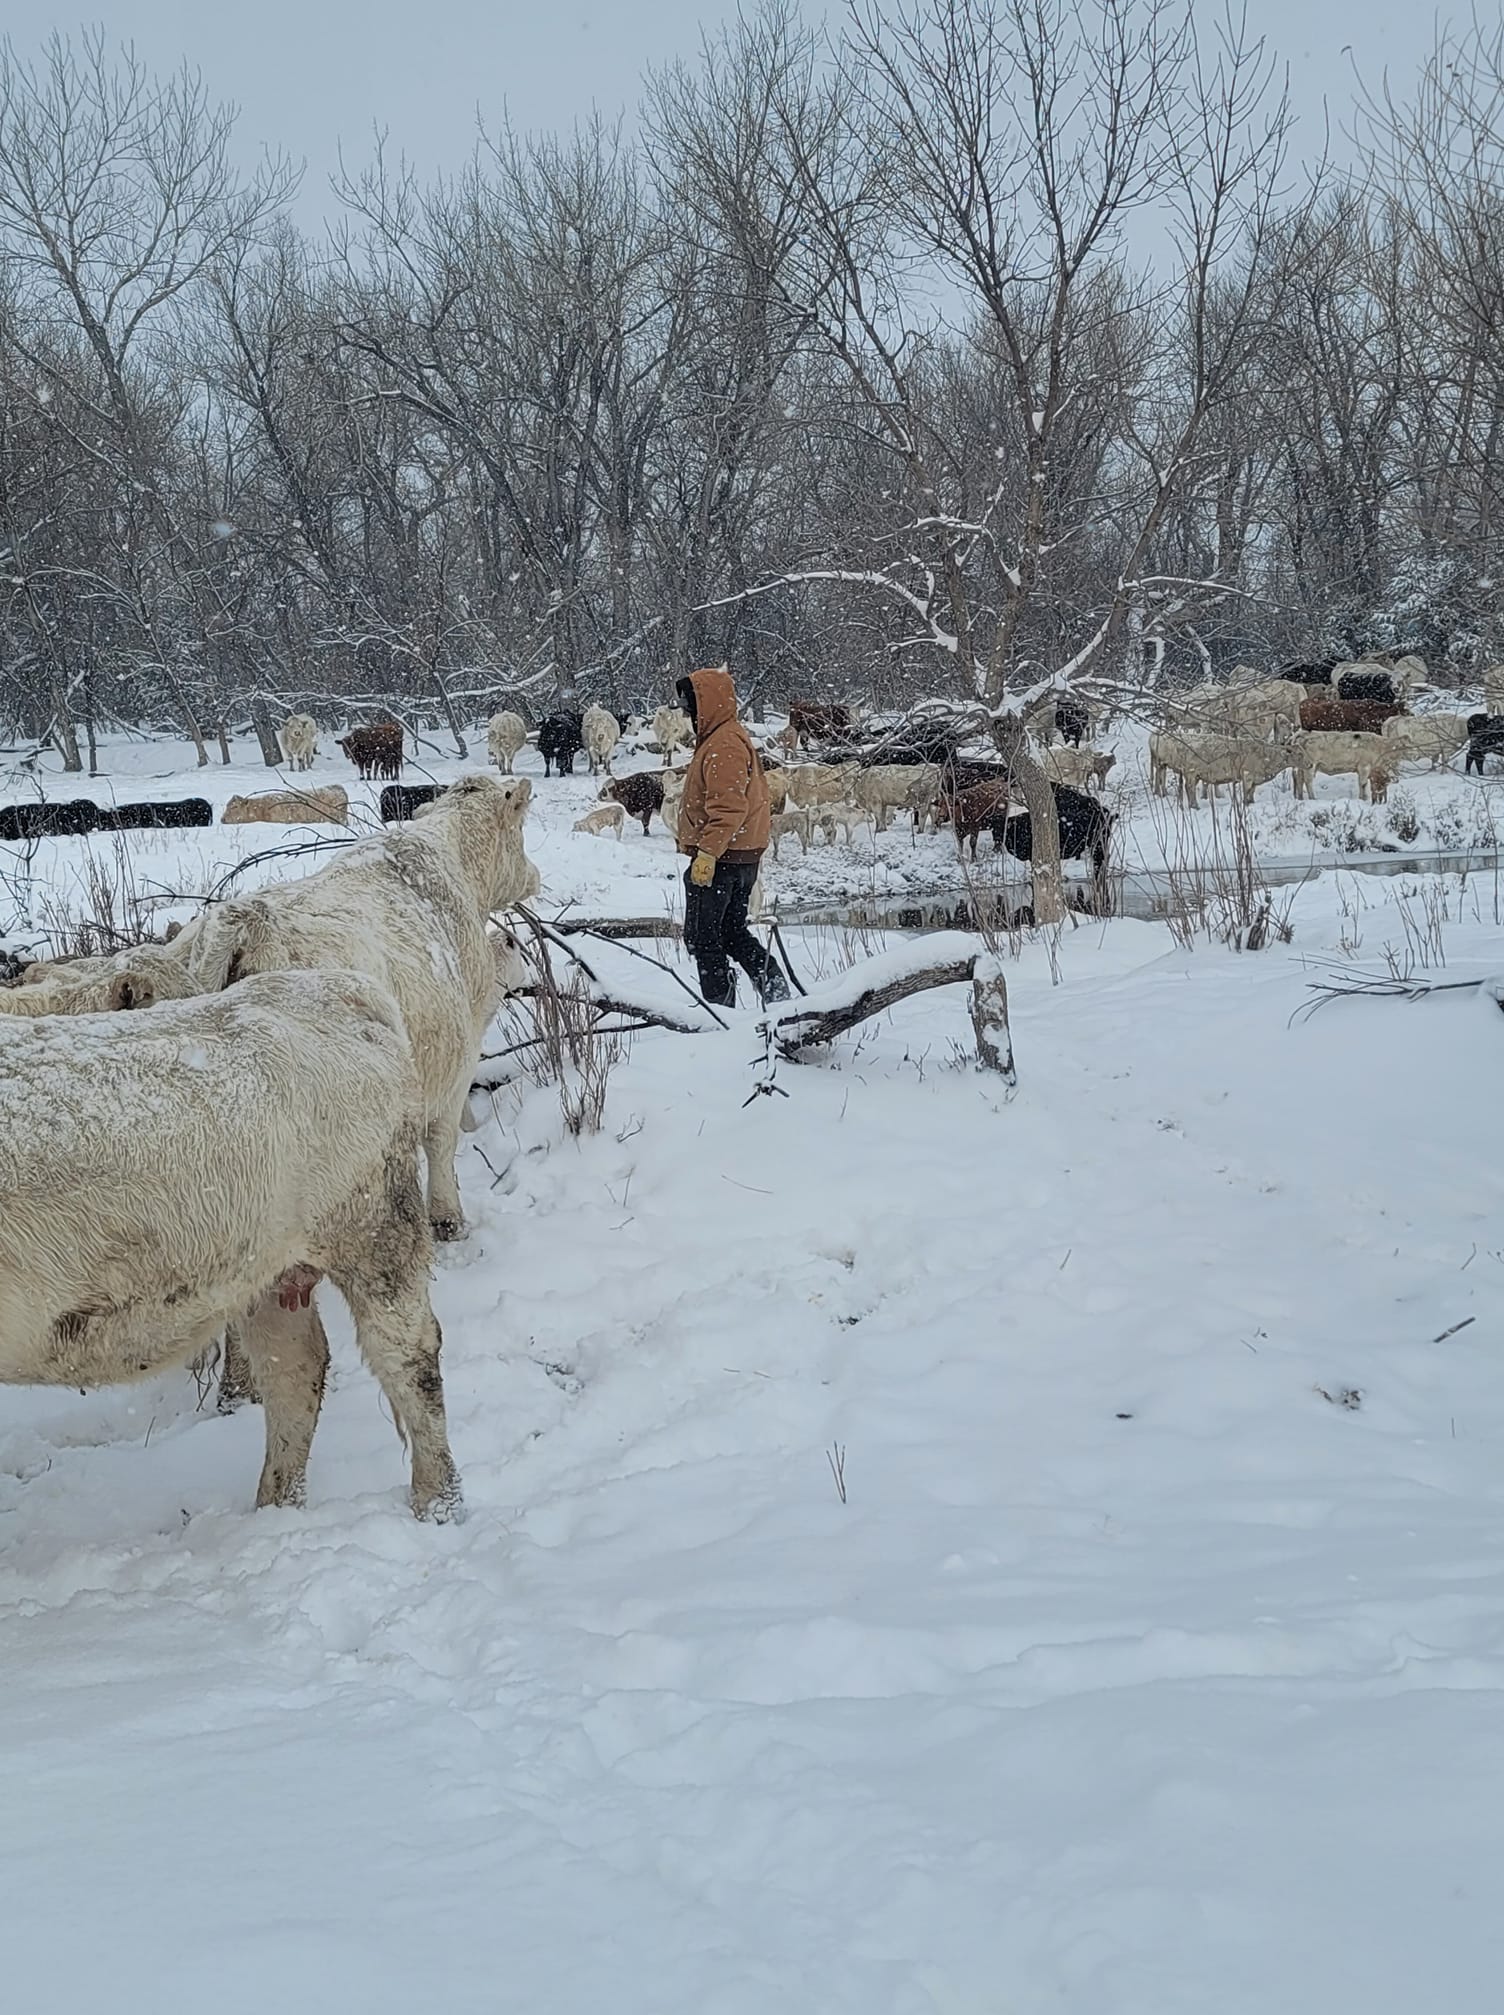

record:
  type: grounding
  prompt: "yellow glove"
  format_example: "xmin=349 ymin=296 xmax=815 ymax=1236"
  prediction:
xmin=689 ymin=849 xmax=717 ymax=887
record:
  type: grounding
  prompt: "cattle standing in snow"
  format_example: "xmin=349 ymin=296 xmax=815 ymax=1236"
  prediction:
xmin=1465 ymin=714 xmax=1504 ymax=775
xmin=783 ymin=763 xmax=859 ymax=809
xmin=1380 ymin=714 xmax=1469 ymax=769
xmin=338 ymin=722 xmax=404 ymax=780
xmin=787 ymin=700 xmax=852 ymax=751
xmin=650 ymin=705 xmax=693 ymax=761
xmin=1298 ymin=698 xmax=1402 ymax=736
xmin=538 ymin=710 xmax=585 ymax=776
xmin=1054 ymin=698 xmax=1092 ymax=747
xmin=600 ymin=770 xmax=665 ymax=834
xmin=573 ymin=802 xmax=625 ymax=838
xmin=0 ymin=969 xmax=462 ymax=1519
xmin=278 ymin=714 xmax=318 ymax=770
xmin=486 ymin=710 xmax=528 ymax=774
xmin=1292 ymin=732 xmax=1394 ymax=802
xmin=852 ymin=764 xmax=937 ymax=833
xmin=1335 ymin=670 xmax=1398 ymax=706
xmin=180 ymin=773 xmax=536 ymax=1244
xmin=379 ymin=782 xmax=444 ymax=823
xmin=1002 ymin=784 xmax=1114 ymax=893
xmin=1148 ymin=730 xmax=1294 ymax=806
xmin=1043 ymin=747 xmax=1116 ymax=793
xmin=581 ymin=704 xmax=622 ymax=775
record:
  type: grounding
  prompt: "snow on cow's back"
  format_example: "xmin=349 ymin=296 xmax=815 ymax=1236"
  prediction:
xmin=0 ymin=969 xmax=411 ymax=1151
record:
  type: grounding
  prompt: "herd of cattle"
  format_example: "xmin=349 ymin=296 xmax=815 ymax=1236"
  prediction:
xmin=0 ymin=773 xmax=539 ymax=1520
xmin=4 ymin=650 xmax=1503 ymax=858
xmin=1145 ymin=658 xmax=1504 ymax=807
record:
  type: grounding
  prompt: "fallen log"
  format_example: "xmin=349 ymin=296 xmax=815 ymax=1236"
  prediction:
xmin=472 ymin=931 xmax=1018 ymax=1097
xmin=768 ymin=957 xmax=974 ymax=1051
xmin=550 ymin=915 xmax=681 ymax=940
xmin=761 ymin=933 xmax=1016 ymax=1085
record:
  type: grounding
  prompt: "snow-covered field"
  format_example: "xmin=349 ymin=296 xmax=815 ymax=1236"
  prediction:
xmin=4 ymin=728 xmax=1504 ymax=2012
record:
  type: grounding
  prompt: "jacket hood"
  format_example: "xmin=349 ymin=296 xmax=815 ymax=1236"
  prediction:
xmin=688 ymin=665 xmax=738 ymax=740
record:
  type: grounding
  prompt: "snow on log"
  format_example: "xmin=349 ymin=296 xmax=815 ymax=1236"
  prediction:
xmin=551 ymin=916 xmax=682 ymax=940
xmin=761 ymin=932 xmax=1016 ymax=1083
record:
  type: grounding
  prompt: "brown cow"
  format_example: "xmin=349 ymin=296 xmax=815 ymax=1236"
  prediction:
xmin=1298 ymin=698 xmax=1402 ymax=736
xmin=788 ymin=700 xmax=852 ymax=750
xmin=601 ymin=770 xmax=665 ymax=834
xmin=338 ymin=721 xmax=404 ymax=780
xmin=937 ymin=779 xmax=1015 ymax=860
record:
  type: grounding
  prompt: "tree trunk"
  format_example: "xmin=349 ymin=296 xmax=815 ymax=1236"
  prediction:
xmin=249 ymin=697 xmax=283 ymax=767
xmin=969 ymin=960 xmax=1017 ymax=1084
xmin=992 ymin=715 xmax=1063 ymax=926
xmin=160 ymin=672 xmax=210 ymax=766
xmin=216 ymin=721 xmax=232 ymax=764
xmin=52 ymin=703 xmax=83 ymax=773
xmin=429 ymin=661 xmax=469 ymax=759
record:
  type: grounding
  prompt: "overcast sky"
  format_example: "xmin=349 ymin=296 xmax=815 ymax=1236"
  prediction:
xmin=18 ymin=1 xmax=1450 ymax=220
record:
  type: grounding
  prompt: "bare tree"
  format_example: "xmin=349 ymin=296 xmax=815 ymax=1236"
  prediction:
xmin=0 ymin=30 xmax=295 ymax=764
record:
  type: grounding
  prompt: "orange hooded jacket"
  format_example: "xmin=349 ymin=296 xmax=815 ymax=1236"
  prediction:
xmin=676 ymin=666 xmax=770 ymax=864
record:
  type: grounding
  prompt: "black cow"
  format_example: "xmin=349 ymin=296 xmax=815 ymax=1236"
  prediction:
xmin=0 ymin=799 xmax=100 ymax=841
xmin=1336 ymin=670 xmax=1397 ymax=705
xmin=857 ymin=728 xmax=962 ymax=768
xmin=1465 ymin=714 xmax=1504 ymax=776
xmin=95 ymin=799 xmax=213 ymax=832
xmin=1001 ymin=782 xmax=1114 ymax=888
xmin=1278 ymin=659 xmax=1335 ymax=686
xmin=538 ymin=710 xmax=585 ymax=776
xmin=1055 ymin=699 xmax=1091 ymax=747
xmin=942 ymin=758 xmax=1013 ymax=794
xmin=379 ymin=782 xmax=444 ymax=822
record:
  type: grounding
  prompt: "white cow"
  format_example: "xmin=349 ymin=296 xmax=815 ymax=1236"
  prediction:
xmin=581 ymin=704 xmax=622 ymax=775
xmin=652 ymin=705 xmax=694 ymax=760
xmin=487 ymin=710 xmax=529 ymax=774
xmin=278 ymin=714 xmax=318 ymax=771
xmin=182 ymin=773 xmax=536 ymax=1243
xmin=0 ymin=970 xmax=461 ymax=1518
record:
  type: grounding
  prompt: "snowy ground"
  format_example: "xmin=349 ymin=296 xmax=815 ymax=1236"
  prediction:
xmin=4 ymin=730 xmax=1504 ymax=2011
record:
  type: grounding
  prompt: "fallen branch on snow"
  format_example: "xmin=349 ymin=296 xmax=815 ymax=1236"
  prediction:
xmin=761 ymin=933 xmax=1017 ymax=1086
xmin=1292 ymin=967 xmax=1504 ymax=1025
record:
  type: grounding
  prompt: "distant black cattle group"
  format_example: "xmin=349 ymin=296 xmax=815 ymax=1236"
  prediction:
xmin=0 ymin=797 xmax=212 ymax=842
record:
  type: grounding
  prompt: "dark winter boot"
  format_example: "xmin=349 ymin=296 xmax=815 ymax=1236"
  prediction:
xmin=695 ymin=957 xmax=736 ymax=1009
xmin=759 ymin=963 xmax=791 ymax=1004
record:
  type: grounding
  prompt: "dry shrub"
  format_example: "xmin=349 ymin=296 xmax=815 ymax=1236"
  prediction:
xmin=35 ymin=834 xmax=155 ymax=958
xmin=521 ymin=938 xmax=627 ymax=1138
xmin=1152 ymin=780 xmax=1293 ymax=952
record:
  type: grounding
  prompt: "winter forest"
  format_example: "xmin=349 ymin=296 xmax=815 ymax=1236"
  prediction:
xmin=3 ymin=0 xmax=1503 ymax=770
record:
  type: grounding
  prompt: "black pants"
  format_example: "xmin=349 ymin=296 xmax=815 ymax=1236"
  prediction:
xmin=683 ymin=859 xmax=787 ymax=1007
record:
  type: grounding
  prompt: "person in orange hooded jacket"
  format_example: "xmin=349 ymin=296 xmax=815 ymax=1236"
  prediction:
xmin=674 ymin=665 xmax=789 ymax=1008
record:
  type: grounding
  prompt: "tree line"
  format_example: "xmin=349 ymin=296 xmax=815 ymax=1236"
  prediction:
xmin=1 ymin=1 xmax=1501 ymax=771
